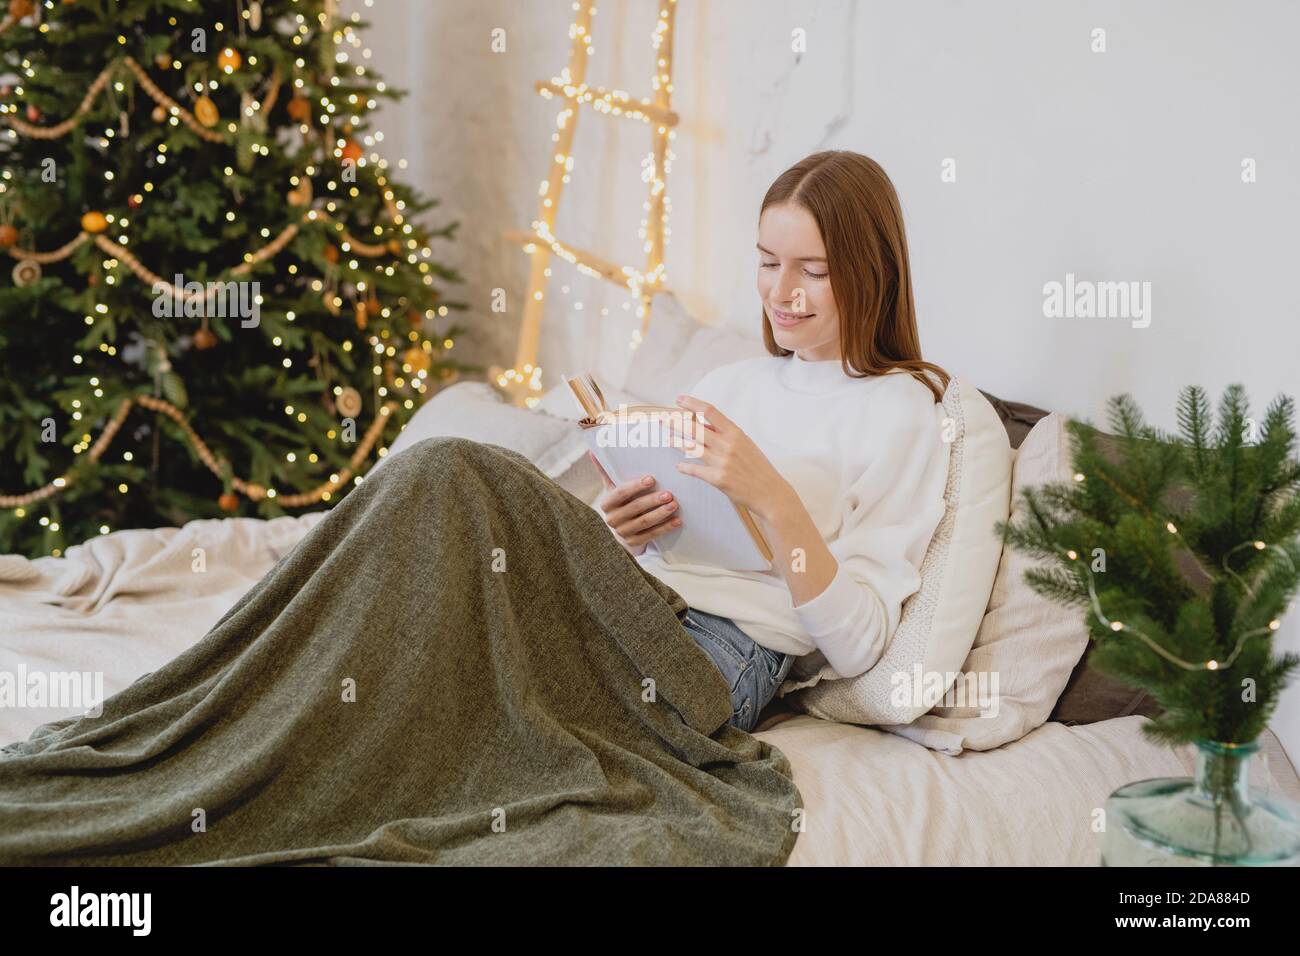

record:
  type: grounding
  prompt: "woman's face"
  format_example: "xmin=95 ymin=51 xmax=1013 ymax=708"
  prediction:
xmin=756 ymin=202 xmax=841 ymax=361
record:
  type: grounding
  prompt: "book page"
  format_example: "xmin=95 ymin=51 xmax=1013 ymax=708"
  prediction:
xmin=584 ymin=418 xmax=770 ymax=572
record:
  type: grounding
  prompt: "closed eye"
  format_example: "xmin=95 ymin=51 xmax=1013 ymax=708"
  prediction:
xmin=759 ymin=261 xmax=826 ymax=279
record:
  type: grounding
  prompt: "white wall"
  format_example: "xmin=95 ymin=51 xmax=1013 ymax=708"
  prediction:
xmin=357 ymin=0 xmax=1299 ymax=765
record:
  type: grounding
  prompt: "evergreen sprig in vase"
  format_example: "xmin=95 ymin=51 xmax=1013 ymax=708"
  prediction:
xmin=998 ymin=385 xmax=1300 ymax=866
xmin=1104 ymin=739 xmax=1299 ymax=865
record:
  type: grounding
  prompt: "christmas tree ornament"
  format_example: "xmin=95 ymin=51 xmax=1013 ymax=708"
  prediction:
xmin=406 ymin=309 xmax=423 ymax=330
xmin=25 ymin=104 xmax=40 ymax=122
xmin=341 ymin=140 xmax=363 ymax=163
xmin=323 ymin=244 xmax=339 ymax=264
xmin=218 ymin=491 xmax=239 ymax=512
xmin=365 ymin=293 xmax=381 ymax=317
xmin=321 ymin=289 xmax=340 ymax=316
xmin=217 ymin=48 xmax=242 ymax=74
xmin=0 ymin=224 xmax=18 ymax=247
xmin=241 ymin=89 xmax=267 ymax=136
xmin=286 ymin=178 xmax=312 ymax=205
xmin=9 ymin=0 xmax=35 ymax=21
xmin=353 ymin=299 xmax=367 ymax=330
xmin=80 ymin=210 xmax=108 ymax=234
xmin=11 ymin=259 xmax=40 ymax=286
xmin=194 ymin=95 xmax=219 ymax=128
xmin=387 ymin=239 xmax=402 ymax=255
xmin=193 ymin=326 xmax=218 ymax=350
xmin=402 ymin=347 xmax=431 ymax=374
xmin=128 ymin=193 xmax=142 ymax=209
xmin=154 ymin=52 xmax=173 ymax=70
xmin=286 ymin=95 xmax=311 ymax=123
xmin=151 ymin=104 xmax=167 ymax=123
xmin=336 ymin=387 xmax=362 ymax=418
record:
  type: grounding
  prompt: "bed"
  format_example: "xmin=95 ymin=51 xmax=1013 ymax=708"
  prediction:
xmin=0 ymin=510 xmax=1294 ymax=867
xmin=3 ymin=303 xmax=1297 ymax=865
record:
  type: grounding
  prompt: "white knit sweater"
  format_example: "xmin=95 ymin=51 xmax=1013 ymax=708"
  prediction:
xmin=635 ymin=352 xmax=950 ymax=680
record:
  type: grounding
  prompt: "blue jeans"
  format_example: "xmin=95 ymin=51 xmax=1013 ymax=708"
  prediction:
xmin=681 ymin=608 xmax=794 ymax=733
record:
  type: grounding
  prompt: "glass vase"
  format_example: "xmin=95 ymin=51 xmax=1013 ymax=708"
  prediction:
xmin=1102 ymin=738 xmax=1300 ymax=866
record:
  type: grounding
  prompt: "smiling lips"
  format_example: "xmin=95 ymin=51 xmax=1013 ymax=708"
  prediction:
xmin=771 ymin=306 xmax=813 ymax=328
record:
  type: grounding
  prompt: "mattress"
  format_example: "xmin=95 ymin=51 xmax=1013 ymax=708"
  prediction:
xmin=2 ymin=512 xmax=1296 ymax=866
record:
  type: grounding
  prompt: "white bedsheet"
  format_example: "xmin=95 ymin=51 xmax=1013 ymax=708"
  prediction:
xmin=2 ymin=512 xmax=1296 ymax=866
xmin=764 ymin=714 xmax=1242 ymax=866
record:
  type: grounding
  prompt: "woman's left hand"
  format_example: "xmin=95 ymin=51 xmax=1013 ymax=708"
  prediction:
xmin=668 ymin=395 xmax=793 ymax=522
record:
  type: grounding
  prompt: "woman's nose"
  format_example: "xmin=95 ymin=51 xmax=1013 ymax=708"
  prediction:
xmin=773 ymin=268 xmax=802 ymax=304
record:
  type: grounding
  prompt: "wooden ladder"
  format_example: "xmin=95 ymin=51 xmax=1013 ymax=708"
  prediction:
xmin=490 ymin=1 xmax=680 ymax=407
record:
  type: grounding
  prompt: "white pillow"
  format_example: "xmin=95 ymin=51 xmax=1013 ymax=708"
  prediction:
xmin=377 ymin=382 xmax=588 ymax=481
xmin=784 ymin=374 xmax=1013 ymax=729
xmin=876 ymin=413 xmax=1089 ymax=753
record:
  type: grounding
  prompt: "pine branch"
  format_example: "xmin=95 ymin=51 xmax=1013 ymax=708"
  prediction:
xmin=1003 ymin=386 xmax=1300 ymax=746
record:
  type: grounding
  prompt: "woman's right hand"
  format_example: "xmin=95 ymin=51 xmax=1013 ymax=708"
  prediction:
xmin=592 ymin=453 xmax=682 ymax=556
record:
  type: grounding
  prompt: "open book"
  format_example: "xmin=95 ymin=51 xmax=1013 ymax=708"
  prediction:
xmin=567 ymin=373 xmax=773 ymax=572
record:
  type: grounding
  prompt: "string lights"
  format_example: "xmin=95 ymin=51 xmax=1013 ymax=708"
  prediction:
xmin=0 ymin=0 xmax=460 ymax=541
xmin=1056 ymin=470 xmax=1290 ymax=671
xmin=0 ymin=396 xmax=399 ymax=511
xmin=490 ymin=0 xmax=680 ymax=408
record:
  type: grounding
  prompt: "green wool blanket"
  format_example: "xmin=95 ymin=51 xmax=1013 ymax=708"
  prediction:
xmin=0 ymin=436 xmax=802 ymax=865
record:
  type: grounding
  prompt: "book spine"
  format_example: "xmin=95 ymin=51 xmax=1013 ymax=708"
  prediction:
xmin=582 ymin=425 xmax=623 ymax=487
xmin=733 ymin=503 xmax=774 ymax=564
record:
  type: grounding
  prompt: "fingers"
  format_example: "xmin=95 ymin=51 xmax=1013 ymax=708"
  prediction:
xmin=623 ymin=508 xmax=683 ymax=546
xmin=675 ymin=395 xmax=733 ymax=432
xmin=664 ymin=417 xmax=712 ymax=455
xmin=608 ymin=487 xmax=676 ymax=530
xmin=599 ymin=473 xmax=655 ymax=512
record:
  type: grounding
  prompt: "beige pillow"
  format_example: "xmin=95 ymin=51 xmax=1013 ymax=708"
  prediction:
xmin=784 ymin=375 xmax=1012 ymax=726
xmin=878 ymin=413 xmax=1090 ymax=752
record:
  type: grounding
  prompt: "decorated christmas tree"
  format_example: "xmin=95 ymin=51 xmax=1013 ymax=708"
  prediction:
xmin=0 ymin=0 xmax=478 ymax=558
xmin=999 ymin=385 xmax=1300 ymax=747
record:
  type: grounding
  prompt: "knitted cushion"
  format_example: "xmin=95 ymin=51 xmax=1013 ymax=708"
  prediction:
xmin=876 ymin=413 xmax=1095 ymax=752
xmin=784 ymin=374 xmax=1012 ymax=725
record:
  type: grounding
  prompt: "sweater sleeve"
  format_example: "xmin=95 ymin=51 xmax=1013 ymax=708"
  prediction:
xmin=788 ymin=395 xmax=951 ymax=679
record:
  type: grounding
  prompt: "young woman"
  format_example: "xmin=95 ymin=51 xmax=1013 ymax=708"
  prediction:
xmin=596 ymin=150 xmax=952 ymax=734
xmin=0 ymin=151 xmax=950 ymax=866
